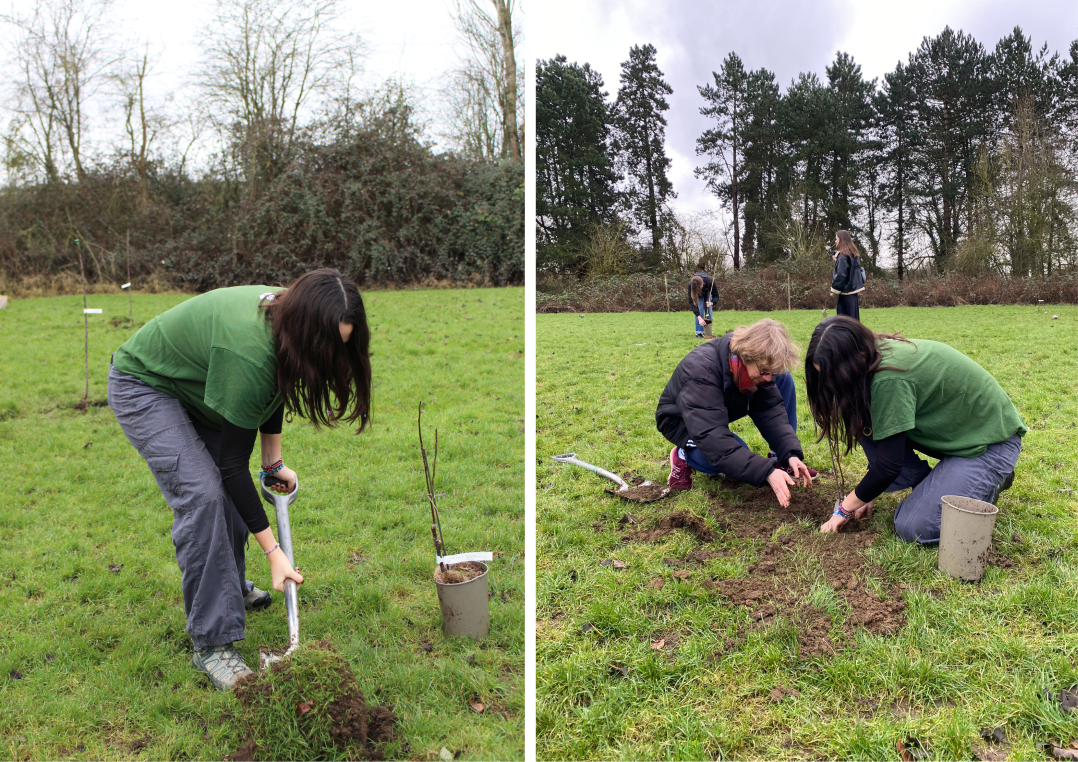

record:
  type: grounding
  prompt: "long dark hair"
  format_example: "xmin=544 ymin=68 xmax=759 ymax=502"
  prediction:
xmin=690 ymin=274 xmax=704 ymax=303
xmin=835 ymin=230 xmax=860 ymax=258
xmin=804 ymin=316 xmax=909 ymax=453
xmin=261 ymin=268 xmax=372 ymax=433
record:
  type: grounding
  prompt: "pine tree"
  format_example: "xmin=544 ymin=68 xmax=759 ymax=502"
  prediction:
xmin=876 ymin=61 xmax=919 ymax=280
xmin=536 ymin=55 xmax=619 ymax=272
xmin=696 ymin=52 xmax=750 ymax=269
xmin=612 ymin=44 xmax=675 ymax=265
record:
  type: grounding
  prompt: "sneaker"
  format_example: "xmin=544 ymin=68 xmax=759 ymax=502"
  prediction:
xmin=244 ymin=584 xmax=271 ymax=611
xmin=192 ymin=644 xmax=254 ymax=691
xmin=990 ymin=470 xmax=1016 ymax=504
xmin=668 ymin=447 xmax=693 ymax=491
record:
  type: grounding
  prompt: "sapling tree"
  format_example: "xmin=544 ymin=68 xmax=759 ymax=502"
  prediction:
xmin=418 ymin=402 xmax=447 ymax=572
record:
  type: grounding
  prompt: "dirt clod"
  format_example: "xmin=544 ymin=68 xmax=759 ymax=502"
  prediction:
xmin=605 ymin=484 xmax=671 ymax=502
xmin=231 ymin=640 xmax=398 ymax=761
xmin=624 ymin=510 xmax=718 ymax=543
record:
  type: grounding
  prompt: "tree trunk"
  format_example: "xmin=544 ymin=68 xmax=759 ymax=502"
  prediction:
xmin=493 ymin=0 xmax=520 ymax=162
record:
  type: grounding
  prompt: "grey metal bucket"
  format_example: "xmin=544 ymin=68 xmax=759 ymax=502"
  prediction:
xmin=434 ymin=562 xmax=489 ymax=639
xmin=938 ymin=495 xmax=999 ymax=582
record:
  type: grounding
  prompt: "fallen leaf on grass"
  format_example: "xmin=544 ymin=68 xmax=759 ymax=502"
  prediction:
xmin=439 ymin=747 xmax=454 ymax=762
xmin=1050 ymin=747 xmax=1078 ymax=760
xmin=9 ymin=670 xmax=21 ymax=680
xmin=618 ymin=514 xmax=637 ymax=526
xmin=608 ymin=662 xmax=628 ymax=678
xmin=980 ymin=728 xmax=1006 ymax=744
xmin=469 ymin=701 xmax=486 ymax=713
xmin=419 ymin=642 xmax=433 ymax=653
xmin=83 ymin=441 xmax=92 ymax=448
xmin=1059 ymin=686 xmax=1078 ymax=712
xmin=296 ymin=700 xmax=313 ymax=716
xmin=650 ymin=639 xmax=665 ymax=650
xmin=108 ymin=564 xmax=123 ymax=573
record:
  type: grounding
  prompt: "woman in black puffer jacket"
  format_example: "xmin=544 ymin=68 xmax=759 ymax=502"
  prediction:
xmin=830 ymin=230 xmax=866 ymax=321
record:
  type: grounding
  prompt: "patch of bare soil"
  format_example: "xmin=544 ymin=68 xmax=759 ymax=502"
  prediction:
xmin=648 ymin=480 xmax=905 ymax=657
xmin=435 ymin=561 xmax=487 ymax=584
xmin=623 ymin=510 xmax=719 ymax=543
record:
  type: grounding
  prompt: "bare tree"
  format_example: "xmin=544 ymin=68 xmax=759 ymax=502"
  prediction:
xmin=445 ymin=0 xmax=522 ymax=162
xmin=116 ymin=45 xmax=165 ymax=205
xmin=197 ymin=0 xmax=361 ymax=193
xmin=2 ymin=0 xmax=119 ymax=184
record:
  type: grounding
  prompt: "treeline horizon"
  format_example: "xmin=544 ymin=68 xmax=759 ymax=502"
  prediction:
xmin=537 ymin=25 xmax=1078 ymax=281
xmin=0 ymin=0 xmax=524 ymax=291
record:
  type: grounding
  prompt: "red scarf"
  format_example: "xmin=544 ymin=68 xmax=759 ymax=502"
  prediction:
xmin=729 ymin=355 xmax=757 ymax=393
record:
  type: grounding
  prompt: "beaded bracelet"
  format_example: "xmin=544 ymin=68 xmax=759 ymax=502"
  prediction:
xmin=263 ymin=542 xmax=280 ymax=557
xmin=260 ymin=460 xmax=284 ymax=478
xmin=833 ymin=501 xmax=853 ymax=520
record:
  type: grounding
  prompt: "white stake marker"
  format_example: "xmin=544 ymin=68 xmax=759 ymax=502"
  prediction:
xmin=84 ymin=308 xmax=102 ymax=314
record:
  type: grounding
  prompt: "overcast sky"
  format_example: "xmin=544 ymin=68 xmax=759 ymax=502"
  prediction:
xmin=534 ymin=0 xmax=1078 ymax=215
xmin=1 ymin=0 xmax=506 ymax=162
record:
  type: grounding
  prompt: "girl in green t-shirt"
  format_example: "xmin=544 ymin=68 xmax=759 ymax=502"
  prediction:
xmin=108 ymin=268 xmax=372 ymax=691
xmin=803 ymin=316 xmax=1024 ymax=544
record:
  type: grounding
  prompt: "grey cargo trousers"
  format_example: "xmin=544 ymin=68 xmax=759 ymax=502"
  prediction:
xmin=108 ymin=365 xmax=249 ymax=649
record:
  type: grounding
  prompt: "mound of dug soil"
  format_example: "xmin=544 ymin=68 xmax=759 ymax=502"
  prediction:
xmin=633 ymin=480 xmax=906 ymax=657
xmin=230 ymin=640 xmax=398 ymax=761
xmin=623 ymin=510 xmax=719 ymax=543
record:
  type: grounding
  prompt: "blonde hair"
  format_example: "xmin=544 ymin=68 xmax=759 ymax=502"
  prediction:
xmin=729 ymin=319 xmax=799 ymax=374
xmin=836 ymin=229 xmax=860 ymax=258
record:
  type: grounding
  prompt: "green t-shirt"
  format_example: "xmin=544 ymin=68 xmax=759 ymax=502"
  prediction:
xmin=870 ymin=339 xmax=1027 ymax=457
xmin=113 ymin=286 xmax=283 ymax=430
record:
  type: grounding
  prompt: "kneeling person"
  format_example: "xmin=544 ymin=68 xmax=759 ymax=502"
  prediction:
xmin=655 ymin=319 xmax=815 ymax=507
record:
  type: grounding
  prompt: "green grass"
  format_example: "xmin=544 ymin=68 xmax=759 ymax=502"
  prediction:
xmin=537 ymin=305 xmax=1078 ymax=761
xmin=0 ymin=288 xmax=523 ymax=761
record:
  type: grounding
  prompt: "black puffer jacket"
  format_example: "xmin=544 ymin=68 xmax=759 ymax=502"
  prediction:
xmin=687 ymin=272 xmax=720 ymax=315
xmin=831 ymin=253 xmax=866 ymax=295
xmin=655 ymin=333 xmax=804 ymax=486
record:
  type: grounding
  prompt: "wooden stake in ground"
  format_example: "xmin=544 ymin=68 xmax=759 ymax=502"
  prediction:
xmin=418 ymin=402 xmax=448 ymax=573
xmin=76 ymin=238 xmax=89 ymax=402
xmin=663 ymin=274 xmax=670 ymax=313
xmin=126 ymin=230 xmax=132 ymax=319
xmin=787 ymin=273 xmax=791 ymax=311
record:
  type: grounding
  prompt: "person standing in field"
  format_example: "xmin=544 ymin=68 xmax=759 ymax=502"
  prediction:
xmin=107 ymin=268 xmax=372 ymax=691
xmin=689 ymin=272 xmax=719 ymax=338
xmin=657 ymin=318 xmax=818 ymax=506
xmin=805 ymin=317 xmax=1024 ymax=542
xmin=830 ymin=230 xmax=866 ymax=320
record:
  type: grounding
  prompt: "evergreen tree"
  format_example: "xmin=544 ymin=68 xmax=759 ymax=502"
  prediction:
xmin=876 ymin=61 xmax=919 ymax=280
xmin=696 ymin=52 xmax=750 ymax=269
xmin=739 ymin=67 xmax=782 ymax=263
xmin=908 ymin=27 xmax=994 ymax=270
xmin=612 ymin=43 xmax=675 ymax=264
xmin=780 ymin=72 xmax=834 ymax=235
xmin=536 ymin=55 xmax=619 ymax=272
xmin=824 ymin=52 xmax=876 ymax=232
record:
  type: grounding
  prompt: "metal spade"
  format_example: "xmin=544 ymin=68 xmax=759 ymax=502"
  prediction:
xmin=258 ymin=474 xmax=300 ymax=669
xmin=551 ymin=453 xmax=672 ymax=503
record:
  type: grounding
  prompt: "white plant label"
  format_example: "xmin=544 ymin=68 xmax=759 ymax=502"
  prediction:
xmin=121 ymin=282 xmax=131 ymax=289
xmin=84 ymin=308 xmax=102 ymax=314
xmin=437 ymin=551 xmax=493 ymax=565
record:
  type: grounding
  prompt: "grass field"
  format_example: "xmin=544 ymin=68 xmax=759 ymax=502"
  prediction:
xmin=0 ymin=288 xmax=524 ymax=761
xmin=537 ymin=305 xmax=1078 ymax=761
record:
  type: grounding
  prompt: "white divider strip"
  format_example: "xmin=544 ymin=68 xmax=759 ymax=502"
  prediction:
xmin=437 ymin=551 xmax=493 ymax=565
xmin=84 ymin=308 xmax=102 ymax=314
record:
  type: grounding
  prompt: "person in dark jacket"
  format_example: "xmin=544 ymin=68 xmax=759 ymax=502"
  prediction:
xmin=688 ymin=272 xmax=719 ymax=337
xmin=656 ymin=319 xmax=816 ymax=507
xmin=830 ymin=230 xmax=866 ymax=320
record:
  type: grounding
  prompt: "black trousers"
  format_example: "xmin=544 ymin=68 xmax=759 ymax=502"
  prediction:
xmin=836 ymin=293 xmax=860 ymax=321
